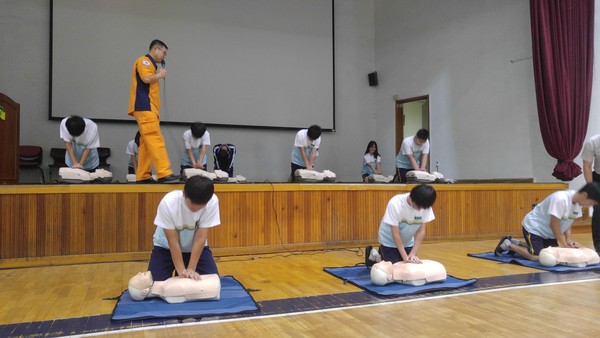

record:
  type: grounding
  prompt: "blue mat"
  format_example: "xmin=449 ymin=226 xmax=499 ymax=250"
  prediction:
xmin=468 ymin=252 xmax=600 ymax=272
xmin=323 ymin=266 xmax=476 ymax=296
xmin=111 ymin=276 xmax=259 ymax=321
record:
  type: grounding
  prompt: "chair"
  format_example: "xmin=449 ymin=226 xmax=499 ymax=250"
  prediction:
xmin=97 ymin=147 xmax=111 ymax=170
xmin=19 ymin=145 xmax=45 ymax=183
xmin=48 ymin=148 xmax=67 ymax=181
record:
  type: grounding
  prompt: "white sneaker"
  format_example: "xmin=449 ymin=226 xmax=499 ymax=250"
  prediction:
xmin=369 ymin=248 xmax=381 ymax=263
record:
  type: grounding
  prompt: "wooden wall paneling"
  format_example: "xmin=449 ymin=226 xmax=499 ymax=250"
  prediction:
xmin=0 ymin=183 xmax=568 ymax=268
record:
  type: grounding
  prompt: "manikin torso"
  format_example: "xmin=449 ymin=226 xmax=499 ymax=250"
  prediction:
xmin=370 ymin=260 xmax=447 ymax=286
xmin=128 ymin=271 xmax=221 ymax=303
xmin=538 ymin=247 xmax=600 ymax=267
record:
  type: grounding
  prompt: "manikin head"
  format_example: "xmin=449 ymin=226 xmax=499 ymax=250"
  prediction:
xmin=538 ymin=248 xmax=558 ymax=267
xmin=128 ymin=271 xmax=154 ymax=301
xmin=370 ymin=261 xmax=394 ymax=286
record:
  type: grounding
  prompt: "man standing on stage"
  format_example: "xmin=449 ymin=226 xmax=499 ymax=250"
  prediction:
xmin=128 ymin=39 xmax=180 ymax=184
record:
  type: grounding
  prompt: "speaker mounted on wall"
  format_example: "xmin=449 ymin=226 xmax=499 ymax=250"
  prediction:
xmin=368 ymin=72 xmax=378 ymax=87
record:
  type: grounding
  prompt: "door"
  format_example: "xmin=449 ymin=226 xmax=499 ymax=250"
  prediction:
xmin=395 ymin=95 xmax=430 ymax=170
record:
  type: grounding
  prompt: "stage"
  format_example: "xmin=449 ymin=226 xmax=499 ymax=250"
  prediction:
xmin=0 ymin=182 xmax=568 ymax=268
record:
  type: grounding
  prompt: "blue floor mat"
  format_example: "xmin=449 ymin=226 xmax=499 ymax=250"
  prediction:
xmin=323 ymin=266 xmax=476 ymax=296
xmin=111 ymin=275 xmax=259 ymax=321
xmin=468 ymin=252 xmax=600 ymax=272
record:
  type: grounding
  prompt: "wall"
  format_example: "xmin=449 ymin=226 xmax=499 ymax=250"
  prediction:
xmin=0 ymin=0 xmax=376 ymax=183
xmin=374 ymin=0 xmax=558 ymax=182
xmin=3 ymin=0 xmax=600 ymax=185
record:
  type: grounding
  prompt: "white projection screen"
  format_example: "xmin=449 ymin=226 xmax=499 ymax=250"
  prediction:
xmin=51 ymin=0 xmax=334 ymax=130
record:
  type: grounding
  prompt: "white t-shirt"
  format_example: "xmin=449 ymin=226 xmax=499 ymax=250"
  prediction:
xmin=153 ymin=190 xmax=220 ymax=252
xmin=378 ymin=193 xmax=435 ymax=248
xmin=582 ymin=134 xmax=600 ymax=174
xmin=182 ymin=129 xmax=211 ymax=166
xmin=362 ymin=153 xmax=381 ymax=175
xmin=522 ymin=190 xmax=582 ymax=239
xmin=59 ymin=117 xmax=100 ymax=170
xmin=125 ymin=139 xmax=138 ymax=168
xmin=291 ymin=129 xmax=321 ymax=166
xmin=59 ymin=117 xmax=100 ymax=148
xmin=395 ymin=135 xmax=429 ymax=169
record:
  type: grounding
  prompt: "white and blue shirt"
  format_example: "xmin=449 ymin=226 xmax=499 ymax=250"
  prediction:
xmin=378 ymin=193 xmax=435 ymax=248
xmin=153 ymin=190 xmax=220 ymax=252
xmin=291 ymin=129 xmax=321 ymax=166
xmin=181 ymin=129 xmax=211 ymax=167
xmin=395 ymin=135 xmax=429 ymax=169
xmin=362 ymin=153 xmax=381 ymax=176
xmin=59 ymin=117 xmax=100 ymax=170
xmin=522 ymin=190 xmax=582 ymax=239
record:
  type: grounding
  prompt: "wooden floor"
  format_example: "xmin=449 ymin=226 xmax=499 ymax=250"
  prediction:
xmin=1 ymin=233 xmax=600 ymax=337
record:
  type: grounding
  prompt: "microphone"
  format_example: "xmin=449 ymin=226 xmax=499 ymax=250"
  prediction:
xmin=161 ymin=60 xmax=166 ymax=67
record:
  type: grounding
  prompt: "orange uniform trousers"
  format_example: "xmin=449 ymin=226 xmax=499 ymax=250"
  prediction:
xmin=133 ymin=111 xmax=173 ymax=180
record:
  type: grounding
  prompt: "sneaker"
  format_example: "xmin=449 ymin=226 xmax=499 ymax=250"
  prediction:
xmin=509 ymin=238 xmax=521 ymax=246
xmin=136 ymin=178 xmax=157 ymax=184
xmin=368 ymin=247 xmax=382 ymax=263
xmin=494 ymin=236 xmax=512 ymax=256
xmin=157 ymin=174 xmax=181 ymax=184
xmin=365 ymin=245 xmax=375 ymax=268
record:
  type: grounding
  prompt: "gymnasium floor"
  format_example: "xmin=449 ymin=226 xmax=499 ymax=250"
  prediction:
xmin=1 ymin=234 xmax=599 ymax=337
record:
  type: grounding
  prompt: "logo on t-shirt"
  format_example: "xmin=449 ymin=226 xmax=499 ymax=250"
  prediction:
xmin=142 ymin=60 xmax=151 ymax=67
xmin=414 ymin=216 xmax=422 ymax=221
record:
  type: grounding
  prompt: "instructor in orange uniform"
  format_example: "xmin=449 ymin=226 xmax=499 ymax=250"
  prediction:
xmin=128 ymin=39 xmax=180 ymax=183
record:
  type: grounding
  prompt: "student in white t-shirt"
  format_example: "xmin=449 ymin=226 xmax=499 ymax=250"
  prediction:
xmin=494 ymin=183 xmax=600 ymax=261
xmin=290 ymin=125 xmax=321 ymax=182
xmin=180 ymin=122 xmax=211 ymax=174
xmin=59 ymin=115 xmax=100 ymax=171
xmin=582 ymin=134 xmax=600 ymax=253
xmin=147 ymin=176 xmax=221 ymax=281
xmin=126 ymin=131 xmax=140 ymax=175
xmin=394 ymin=129 xmax=430 ymax=183
xmin=365 ymin=184 xmax=437 ymax=267
xmin=361 ymin=140 xmax=382 ymax=182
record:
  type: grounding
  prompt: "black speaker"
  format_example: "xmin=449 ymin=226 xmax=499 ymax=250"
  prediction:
xmin=368 ymin=72 xmax=378 ymax=87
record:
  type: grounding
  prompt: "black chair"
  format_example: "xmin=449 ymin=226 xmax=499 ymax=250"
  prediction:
xmin=19 ymin=145 xmax=45 ymax=183
xmin=48 ymin=148 xmax=67 ymax=181
xmin=97 ymin=147 xmax=111 ymax=170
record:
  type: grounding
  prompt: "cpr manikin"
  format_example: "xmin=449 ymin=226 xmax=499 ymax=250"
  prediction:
xmin=370 ymin=260 xmax=447 ymax=286
xmin=59 ymin=167 xmax=113 ymax=183
xmin=128 ymin=271 xmax=221 ymax=304
xmin=538 ymin=247 xmax=600 ymax=268
xmin=294 ymin=169 xmax=337 ymax=182
xmin=367 ymin=174 xmax=395 ymax=183
xmin=183 ymin=168 xmax=247 ymax=183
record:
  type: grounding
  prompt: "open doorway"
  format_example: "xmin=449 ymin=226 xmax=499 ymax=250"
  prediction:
xmin=395 ymin=95 xmax=430 ymax=170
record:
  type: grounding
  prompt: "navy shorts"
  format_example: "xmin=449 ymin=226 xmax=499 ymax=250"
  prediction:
xmin=147 ymin=245 xmax=219 ymax=281
xmin=522 ymin=228 xmax=558 ymax=255
xmin=380 ymin=244 xmax=413 ymax=264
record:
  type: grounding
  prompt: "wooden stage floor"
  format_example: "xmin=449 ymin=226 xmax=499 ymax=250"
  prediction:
xmin=1 ymin=233 xmax=599 ymax=337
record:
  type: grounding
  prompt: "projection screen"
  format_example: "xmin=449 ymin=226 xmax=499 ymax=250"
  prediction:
xmin=51 ymin=0 xmax=335 ymax=130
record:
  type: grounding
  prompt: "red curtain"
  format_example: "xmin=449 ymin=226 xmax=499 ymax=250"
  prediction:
xmin=530 ymin=0 xmax=594 ymax=181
